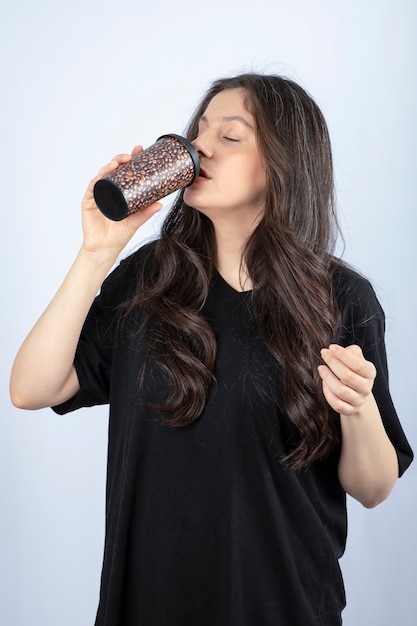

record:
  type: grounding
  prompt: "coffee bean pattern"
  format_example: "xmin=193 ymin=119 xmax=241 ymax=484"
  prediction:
xmin=104 ymin=135 xmax=198 ymax=216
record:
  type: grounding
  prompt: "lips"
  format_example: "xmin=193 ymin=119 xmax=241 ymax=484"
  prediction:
xmin=198 ymin=167 xmax=210 ymax=179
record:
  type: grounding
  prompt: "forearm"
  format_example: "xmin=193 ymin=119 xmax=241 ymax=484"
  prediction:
xmin=338 ymin=393 xmax=399 ymax=508
xmin=10 ymin=247 xmax=117 ymax=409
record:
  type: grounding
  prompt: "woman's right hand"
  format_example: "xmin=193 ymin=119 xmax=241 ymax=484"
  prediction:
xmin=81 ymin=146 xmax=163 ymax=260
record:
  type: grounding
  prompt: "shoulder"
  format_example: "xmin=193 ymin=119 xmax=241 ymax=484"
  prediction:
xmin=331 ymin=260 xmax=385 ymax=346
xmin=98 ymin=240 xmax=159 ymax=307
xmin=331 ymin=260 xmax=383 ymax=318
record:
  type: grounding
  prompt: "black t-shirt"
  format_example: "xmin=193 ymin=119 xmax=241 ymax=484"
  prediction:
xmin=54 ymin=248 xmax=413 ymax=626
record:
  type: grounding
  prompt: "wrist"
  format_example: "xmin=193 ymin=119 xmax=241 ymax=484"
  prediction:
xmin=78 ymin=245 xmax=119 ymax=269
xmin=75 ymin=246 xmax=119 ymax=287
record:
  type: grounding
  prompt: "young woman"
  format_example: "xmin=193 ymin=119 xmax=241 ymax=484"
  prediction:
xmin=10 ymin=73 xmax=413 ymax=625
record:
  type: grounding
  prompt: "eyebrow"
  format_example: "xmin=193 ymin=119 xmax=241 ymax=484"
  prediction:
xmin=200 ymin=114 xmax=254 ymax=130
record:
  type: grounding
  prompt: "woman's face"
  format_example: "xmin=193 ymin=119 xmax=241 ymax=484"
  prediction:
xmin=183 ymin=88 xmax=267 ymax=232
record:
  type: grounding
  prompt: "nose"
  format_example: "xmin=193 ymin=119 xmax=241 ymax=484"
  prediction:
xmin=192 ymin=130 xmax=213 ymax=158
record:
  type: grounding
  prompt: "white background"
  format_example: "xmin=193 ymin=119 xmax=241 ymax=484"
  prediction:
xmin=1 ymin=1 xmax=416 ymax=624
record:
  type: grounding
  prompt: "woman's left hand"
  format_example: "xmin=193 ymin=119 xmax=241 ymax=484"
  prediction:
xmin=318 ymin=344 xmax=376 ymax=417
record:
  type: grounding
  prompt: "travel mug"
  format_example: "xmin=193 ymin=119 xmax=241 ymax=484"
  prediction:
xmin=93 ymin=134 xmax=200 ymax=221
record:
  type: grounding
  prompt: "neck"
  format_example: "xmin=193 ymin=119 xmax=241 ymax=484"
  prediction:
xmin=214 ymin=226 xmax=252 ymax=292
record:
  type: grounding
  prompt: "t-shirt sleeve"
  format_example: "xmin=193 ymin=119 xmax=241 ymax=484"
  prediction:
xmin=334 ymin=266 xmax=413 ymax=476
xmin=52 ymin=257 xmax=132 ymax=416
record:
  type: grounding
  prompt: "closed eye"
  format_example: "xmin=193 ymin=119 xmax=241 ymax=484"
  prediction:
xmin=223 ymin=136 xmax=239 ymax=142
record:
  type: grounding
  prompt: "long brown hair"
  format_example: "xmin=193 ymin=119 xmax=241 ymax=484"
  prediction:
xmin=124 ymin=73 xmax=342 ymax=469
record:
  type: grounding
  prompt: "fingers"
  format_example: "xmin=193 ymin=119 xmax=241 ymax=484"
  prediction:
xmin=319 ymin=375 xmax=356 ymax=416
xmin=131 ymin=144 xmax=144 ymax=157
xmin=318 ymin=344 xmax=376 ymax=416
xmin=321 ymin=345 xmax=376 ymax=383
xmin=83 ymin=153 xmax=130 ymax=199
xmin=95 ymin=146 xmax=144 ymax=183
xmin=83 ymin=147 xmax=145 ymax=211
xmin=124 ymin=200 xmax=163 ymax=230
xmin=97 ymin=152 xmax=134 ymax=179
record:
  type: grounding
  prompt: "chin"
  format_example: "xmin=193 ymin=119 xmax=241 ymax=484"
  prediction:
xmin=184 ymin=189 xmax=209 ymax=211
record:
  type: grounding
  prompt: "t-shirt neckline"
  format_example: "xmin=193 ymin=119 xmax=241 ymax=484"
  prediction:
xmin=215 ymin=270 xmax=253 ymax=295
